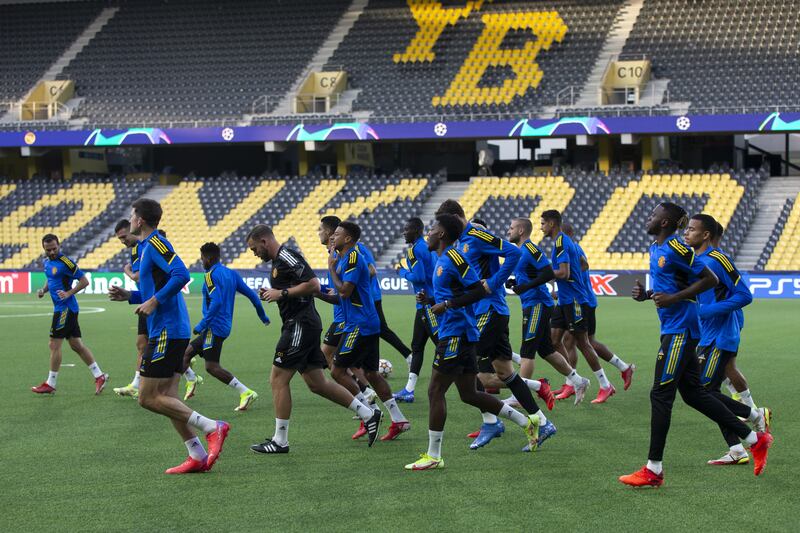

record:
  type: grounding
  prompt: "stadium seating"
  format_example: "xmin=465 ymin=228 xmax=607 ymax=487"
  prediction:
xmin=0 ymin=1 xmax=102 ymax=102
xmin=0 ymin=175 xmax=151 ymax=270
xmin=766 ymin=193 xmax=800 ymax=270
xmin=58 ymin=0 xmax=349 ymax=124
xmin=622 ymin=0 xmax=800 ymax=111
xmin=330 ymin=0 xmax=622 ymax=118
xmin=79 ymin=171 xmax=441 ymax=271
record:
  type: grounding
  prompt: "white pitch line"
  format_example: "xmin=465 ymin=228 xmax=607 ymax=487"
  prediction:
xmin=0 ymin=305 xmax=106 ymax=318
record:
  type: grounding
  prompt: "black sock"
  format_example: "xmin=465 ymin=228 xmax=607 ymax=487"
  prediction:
xmin=503 ymin=372 xmax=539 ymax=415
xmin=356 ymin=378 xmax=368 ymax=393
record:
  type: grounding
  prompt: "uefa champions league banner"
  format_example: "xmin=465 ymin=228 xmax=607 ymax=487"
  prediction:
xmin=6 ymin=270 xmax=798 ymax=298
xmin=1 ymin=112 xmax=799 ymax=148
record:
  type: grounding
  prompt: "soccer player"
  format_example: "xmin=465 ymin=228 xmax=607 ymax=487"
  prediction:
xmin=32 ymin=234 xmax=108 ymax=395
xmin=558 ymin=222 xmax=635 ymax=401
xmin=328 ymin=221 xmax=411 ymax=441
xmin=315 ymin=216 xmax=378 ymax=410
xmin=436 ymin=200 xmax=552 ymax=450
xmin=505 ymin=217 xmax=589 ymax=411
xmin=713 ymin=223 xmax=756 ymax=408
xmin=108 ymin=199 xmax=229 ymax=474
xmin=405 ymin=214 xmax=540 ymax=470
xmin=393 ymin=217 xmax=439 ymax=403
xmin=619 ymin=202 xmax=773 ymax=487
xmin=112 ymin=219 xmax=146 ymax=398
xmin=541 ymin=210 xmax=617 ymax=404
xmin=244 ymin=225 xmax=381 ymax=453
xmin=181 ymin=242 xmax=268 ymax=411
xmin=683 ymin=214 xmax=771 ymax=466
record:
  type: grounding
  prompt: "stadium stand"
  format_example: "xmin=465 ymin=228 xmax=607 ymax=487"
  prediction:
xmin=0 ymin=175 xmax=151 ymax=270
xmin=78 ymin=171 xmax=441 ymax=271
xmin=621 ymin=0 xmax=800 ymax=111
xmin=757 ymin=198 xmax=794 ymax=270
xmin=58 ymin=0 xmax=349 ymax=124
xmin=0 ymin=1 xmax=102 ymax=102
xmin=328 ymin=0 xmax=622 ymax=118
xmin=766 ymin=193 xmax=800 ymax=270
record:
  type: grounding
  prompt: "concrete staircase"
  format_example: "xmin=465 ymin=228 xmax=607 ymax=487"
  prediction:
xmin=737 ymin=176 xmax=800 ymax=269
xmin=572 ymin=0 xmax=645 ymax=108
xmin=256 ymin=0 xmax=369 ymax=120
xmin=378 ymin=180 xmax=471 ymax=266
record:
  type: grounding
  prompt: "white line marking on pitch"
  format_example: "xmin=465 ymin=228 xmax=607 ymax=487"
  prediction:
xmin=0 ymin=303 xmax=106 ymax=318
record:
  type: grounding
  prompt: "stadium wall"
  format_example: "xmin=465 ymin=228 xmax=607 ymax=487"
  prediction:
xmin=2 ymin=270 xmax=798 ymax=299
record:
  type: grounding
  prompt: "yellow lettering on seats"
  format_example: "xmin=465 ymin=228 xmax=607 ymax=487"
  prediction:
xmin=81 ymin=180 xmax=286 ymax=269
xmin=459 ymin=176 xmax=574 ymax=222
xmin=0 ymin=183 xmax=115 ymax=269
xmin=229 ymin=180 xmax=348 ymax=270
xmin=432 ymin=11 xmax=567 ymax=107
xmin=582 ymin=174 xmax=745 ymax=269
xmin=394 ymin=0 xmax=486 ymax=63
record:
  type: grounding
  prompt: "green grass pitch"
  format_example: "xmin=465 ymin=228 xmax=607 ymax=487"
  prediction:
xmin=1 ymin=294 xmax=798 ymax=531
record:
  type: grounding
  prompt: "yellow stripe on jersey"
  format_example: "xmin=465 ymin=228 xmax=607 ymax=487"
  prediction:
xmin=205 ymin=272 xmax=216 ymax=293
xmin=149 ymin=236 xmax=168 ymax=254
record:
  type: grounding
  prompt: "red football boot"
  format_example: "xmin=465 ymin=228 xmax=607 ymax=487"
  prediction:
xmin=352 ymin=421 xmax=367 ymax=440
xmin=165 ymin=456 xmax=207 ymax=474
xmin=466 ymin=429 xmax=480 ymax=438
xmin=619 ymin=466 xmax=663 ymax=488
xmin=555 ymin=384 xmax=575 ymax=400
xmin=380 ymin=421 xmax=411 ymax=441
xmin=32 ymin=382 xmax=56 ymax=394
xmin=749 ymin=432 xmax=774 ymax=476
xmin=95 ymin=373 xmax=109 ymax=395
xmin=591 ymin=385 xmax=616 ymax=404
xmin=205 ymin=421 xmax=230 ymax=469
xmin=536 ymin=378 xmax=555 ymax=410
xmin=621 ymin=364 xmax=635 ymax=391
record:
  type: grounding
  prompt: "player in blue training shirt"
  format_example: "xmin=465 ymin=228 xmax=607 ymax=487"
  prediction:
xmin=328 ymin=221 xmax=410 ymax=443
xmin=405 ymin=214 xmax=540 ymax=470
xmin=560 ymin=223 xmax=635 ymax=396
xmin=542 ymin=209 xmax=620 ymax=405
xmin=393 ymin=217 xmax=439 ymax=403
xmin=619 ymin=202 xmax=773 ymax=488
xmin=108 ymin=199 xmax=229 ymax=475
xmin=315 ymin=216 xmax=378 ymax=408
xmin=181 ymin=242 xmax=269 ymax=411
xmin=712 ymin=222 xmax=755 ymax=407
xmin=505 ymin=217 xmax=588 ymax=417
xmin=357 ymin=239 xmax=413 ymax=363
xmin=32 ymin=234 xmax=107 ymax=395
xmin=684 ymin=214 xmax=771 ymax=466
xmin=435 ymin=200 xmax=551 ymax=451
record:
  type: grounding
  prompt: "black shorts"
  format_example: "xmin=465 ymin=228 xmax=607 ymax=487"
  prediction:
xmin=433 ymin=336 xmax=479 ymax=375
xmin=698 ymin=344 xmax=737 ymax=389
xmin=189 ymin=330 xmax=226 ymax=363
xmin=520 ymin=304 xmax=556 ymax=359
xmin=552 ymin=302 xmax=589 ymax=333
xmin=137 ymin=313 xmax=149 ymax=336
xmin=655 ymin=333 xmax=699 ymax=386
xmin=50 ymin=310 xmax=81 ymax=339
xmin=274 ymin=321 xmax=326 ymax=373
xmin=584 ymin=304 xmax=597 ymax=336
xmin=476 ymin=310 xmax=513 ymax=373
xmin=141 ymin=331 xmax=188 ymax=378
xmin=335 ymin=328 xmax=380 ymax=372
xmin=323 ymin=321 xmax=345 ymax=348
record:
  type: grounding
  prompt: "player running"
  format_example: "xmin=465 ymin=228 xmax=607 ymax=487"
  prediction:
xmin=108 ymin=199 xmax=229 ymax=474
xmin=32 ymin=234 xmax=108 ymax=395
xmin=505 ymin=217 xmax=589 ymax=411
xmin=436 ymin=201 xmax=553 ymax=450
xmin=181 ymin=242 xmax=269 ymax=411
xmin=327 ymin=221 xmax=411 ymax=442
xmin=619 ymin=202 xmax=773 ymax=487
xmin=683 ymin=214 xmax=771 ymax=466
xmin=393 ymin=217 xmax=439 ymax=403
xmin=405 ymin=214 xmax=540 ymax=470
xmin=244 ymin=225 xmax=381 ymax=454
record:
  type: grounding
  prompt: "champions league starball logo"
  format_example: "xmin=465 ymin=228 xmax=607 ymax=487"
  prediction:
xmin=676 ymin=116 xmax=691 ymax=131
xmin=221 ymin=127 xmax=235 ymax=141
xmin=434 ymin=123 xmax=447 ymax=137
